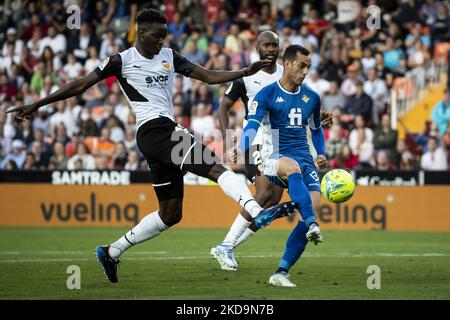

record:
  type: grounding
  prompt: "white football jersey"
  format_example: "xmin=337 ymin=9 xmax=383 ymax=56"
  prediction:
xmin=95 ymin=47 xmax=196 ymax=129
xmin=225 ymin=64 xmax=283 ymax=150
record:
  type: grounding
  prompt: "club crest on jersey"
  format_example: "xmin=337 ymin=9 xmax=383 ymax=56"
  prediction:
xmin=302 ymin=95 xmax=310 ymax=103
xmin=99 ymin=57 xmax=110 ymax=71
xmin=162 ymin=60 xmax=170 ymax=71
xmin=248 ymin=101 xmax=258 ymax=116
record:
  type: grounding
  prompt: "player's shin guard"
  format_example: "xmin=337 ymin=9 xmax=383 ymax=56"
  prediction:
xmin=278 ymin=220 xmax=308 ymax=272
xmin=217 ymin=170 xmax=263 ymax=218
xmin=287 ymin=173 xmax=317 ymax=227
xmin=109 ymin=211 xmax=168 ymax=260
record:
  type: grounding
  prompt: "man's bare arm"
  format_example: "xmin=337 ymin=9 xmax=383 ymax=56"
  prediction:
xmin=6 ymin=71 xmax=104 ymax=120
xmin=189 ymin=59 xmax=271 ymax=84
xmin=218 ymin=95 xmax=236 ymax=141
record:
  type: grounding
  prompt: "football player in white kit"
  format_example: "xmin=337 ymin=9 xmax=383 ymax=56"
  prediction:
xmin=211 ymin=31 xmax=333 ymax=271
xmin=7 ymin=9 xmax=298 ymax=283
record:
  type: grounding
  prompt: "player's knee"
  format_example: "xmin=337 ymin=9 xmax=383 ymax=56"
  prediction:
xmin=159 ymin=201 xmax=183 ymax=226
xmin=279 ymin=158 xmax=301 ymax=180
xmin=206 ymin=164 xmax=227 ymax=182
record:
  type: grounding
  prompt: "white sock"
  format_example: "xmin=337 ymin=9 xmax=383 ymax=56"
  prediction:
xmin=217 ymin=170 xmax=263 ymax=218
xmin=235 ymin=228 xmax=255 ymax=248
xmin=108 ymin=211 xmax=168 ymax=260
xmin=222 ymin=213 xmax=252 ymax=247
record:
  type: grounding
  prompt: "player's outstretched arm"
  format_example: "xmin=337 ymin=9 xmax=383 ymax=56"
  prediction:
xmin=218 ymin=96 xmax=235 ymax=142
xmin=5 ymin=71 xmax=103 ymax=121
xmin=189 ymin=59 xmax=272 ymax=84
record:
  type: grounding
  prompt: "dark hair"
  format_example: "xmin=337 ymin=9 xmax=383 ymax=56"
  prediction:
xmin=137 ymin=9 xmax=167 ymax=25
xmin=282 ymin=45 xmax=310 ymax=62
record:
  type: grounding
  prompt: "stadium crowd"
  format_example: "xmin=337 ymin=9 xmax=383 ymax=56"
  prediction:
xmin=0 ymin=0 xmax=449 ymax=172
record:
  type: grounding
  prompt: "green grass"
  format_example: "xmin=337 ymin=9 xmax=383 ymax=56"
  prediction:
xmin=0 ymin=227 xmax=449 ymax=299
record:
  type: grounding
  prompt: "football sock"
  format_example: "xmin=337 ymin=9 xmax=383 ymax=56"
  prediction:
xmin=287 ymin=173 xmax=317 ymax=227
xmin=235 ymin=228 xmax=255 ymax=248
xmin=222 ymin=213 xmax=251 ymax=247
xmin=277 ymin=220 xmax=309 ymax=272
xmin=108 ymin=211 xmax=168 ymax=260
xmin=217 ymin=170 xmax=263 ymax=218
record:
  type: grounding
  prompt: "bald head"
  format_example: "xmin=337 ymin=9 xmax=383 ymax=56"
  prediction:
xmin=256 ymin=30 xmax=278 ymax=45
xmin=255 ymin=31 xmax=280 ymax=63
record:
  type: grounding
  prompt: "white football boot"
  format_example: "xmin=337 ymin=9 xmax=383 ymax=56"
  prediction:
xmin=210 ymin=243 xmax=237 ymax=271
xmin=306 ymin=223 xmax=323 ymax=245
xmin=268 ymin=272 xmax=297 ymax=287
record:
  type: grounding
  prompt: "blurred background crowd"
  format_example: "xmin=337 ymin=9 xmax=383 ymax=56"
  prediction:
xmin=0 ymin=0 xmax=449 ymax=172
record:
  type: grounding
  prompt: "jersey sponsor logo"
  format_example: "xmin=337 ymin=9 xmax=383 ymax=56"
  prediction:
xmin=288 ymin=108 xmax=303 ymax=127
xmin=254 ymin=80 xmax=262 ymax=85
xmin=302 ymin=94 xmax=310 ymax=103
xmin=161 ymin=60 xmax=171 ymax=71
xmin=275 ymin=97 xmax=285 ymax=103
xmin=99 ymin=57 xmax=110 ymax=71
xmin=145 ymin=74 xmax=169 ymax=86
xmin=248 ymin=101 xmax=258 ymax=116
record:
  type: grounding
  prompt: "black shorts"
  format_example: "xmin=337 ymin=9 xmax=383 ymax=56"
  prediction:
xmin=136 ymin=117 xmax=220 ymax=201
xmin=244 ymin=144 xmax=263 ymax=184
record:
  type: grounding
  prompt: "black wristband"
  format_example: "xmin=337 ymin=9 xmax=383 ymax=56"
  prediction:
xmin=243 ymin=68 xmax=248 ymax=77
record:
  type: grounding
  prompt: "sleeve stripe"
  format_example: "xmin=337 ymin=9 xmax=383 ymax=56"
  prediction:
xmin=247 ymin=119 xmax=262 ymax=125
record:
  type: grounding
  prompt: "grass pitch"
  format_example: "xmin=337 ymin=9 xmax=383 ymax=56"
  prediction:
xmin=0 ymin=227 xmax=449 ymax=300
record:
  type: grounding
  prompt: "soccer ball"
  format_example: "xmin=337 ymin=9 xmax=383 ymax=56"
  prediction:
xmin=321 ymin=169 xmax=355 ymax=203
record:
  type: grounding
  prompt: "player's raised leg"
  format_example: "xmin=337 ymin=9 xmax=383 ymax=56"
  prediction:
xmin=256 ymin=157 xmax=322 ymax=242
xmin=269 ymin=191 xmax=321 ymax=287
xmin=211 ymin=175 xmax=284 ymax=270
xmin=96 ymin=166 xmax=184 ymax=282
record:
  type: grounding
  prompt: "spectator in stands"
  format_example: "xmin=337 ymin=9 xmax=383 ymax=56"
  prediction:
xmin=322 ymin=81 xmax=345 ymax=114
xmin=373 ymin=114 xmax=398 ymax=158
xmin=341 ymin=81 xmax=373 ymax=128
xmin=62 ymin=52 xmax=83 ymax=81
xmin=49 ymin=101 xmax=77 ymax=137
xmin=364 ymin=68 xmax=388 ymax=125
xmin=183 ymin=41 xmax=207 ymax=66
xmin=330 ymin=144 xmax=359 ymax=170
xmin=304 ymin=69 xmax=330 ymax=97
xmin=184 ymin=0 xmax=205 ymax=30
xmin=326 ymin=124 xmax=347 ymax=160
xmin=69 ymin=22 xmax=101 ymax=63
xmin=85 ymin=127 xmax=116 ymax=166
xmin=23 ymin=152 xmax=37 ymax=170
xmin=123 ymin=128 xmax=137 ymax=153
xmin=277 ymin=4 xmax=301 ymax=31
xmin=112 ymin=142 xmax=128 ymax=170
xmin=124 ymin=150 xmax=140 ymax=171
xmin=1 ymin=139 xmax=26 ymax=169
xmin=375 ymin=150 xmax=397 ymax=171
xmin=30 ymin=140 xmax=50 ymax=169
xmin=420 ymin=136 xmax=448 ymax=170
xmin=38 ymin=25 xmax=66 ymax=57
xmin=84 ymin=47 xmax=102 ymax=74
xmin=191 ymin=102 xmax=215 ymax=141
xmin=431 ymin=88 xmax=450 ymax=136
xmin=48 ymin=141 xmax=68 ymax=170
xmin=361 ymin=47 xmax=376 ymax=72
xmin=2 ymin=28 xmax=24 ymax=58
xmin=67 ymin=143 xmax=96 ymax=170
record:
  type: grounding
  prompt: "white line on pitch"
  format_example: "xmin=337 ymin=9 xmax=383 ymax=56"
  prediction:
xmin=0 ymin=252 xmax=449 ymax=263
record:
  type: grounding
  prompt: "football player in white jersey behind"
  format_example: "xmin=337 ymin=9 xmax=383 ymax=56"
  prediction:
xmin=211 ymin=31 xmax=333 ymax=271
xmin=6 ymin=9 xmax=298 ymax=283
